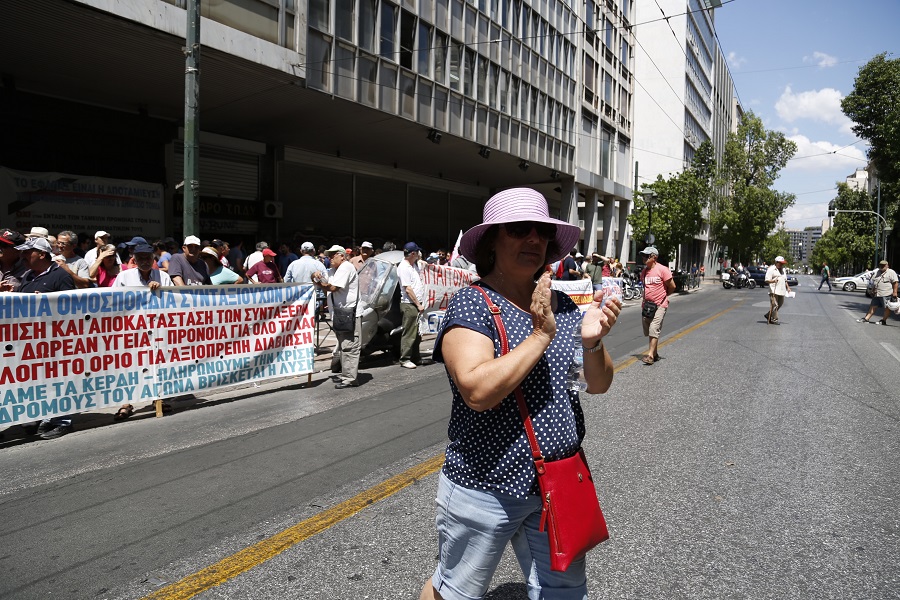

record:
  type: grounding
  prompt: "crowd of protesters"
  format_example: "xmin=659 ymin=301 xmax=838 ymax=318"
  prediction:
xmin=0 ymin=226 xmax=456 ymax=440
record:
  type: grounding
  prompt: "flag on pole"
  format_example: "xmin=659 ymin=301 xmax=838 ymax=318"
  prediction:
xmin=449 ymin=229 xmax=463 ymax=263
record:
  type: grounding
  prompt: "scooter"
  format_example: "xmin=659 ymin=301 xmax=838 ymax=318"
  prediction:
xmin=622 ymin=272 xmax=643 ymax=300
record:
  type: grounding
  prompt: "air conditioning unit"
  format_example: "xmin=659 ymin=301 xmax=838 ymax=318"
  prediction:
xmin=264 ymin=201 xmax=283 ymax=219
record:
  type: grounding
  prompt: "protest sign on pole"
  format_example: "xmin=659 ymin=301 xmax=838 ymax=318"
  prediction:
xmin=418 ymin=263 xmax=480 ymax=334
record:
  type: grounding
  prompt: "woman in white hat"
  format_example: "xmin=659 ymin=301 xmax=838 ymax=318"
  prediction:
xmin=420 ymin=188 xmax=621 ymax=600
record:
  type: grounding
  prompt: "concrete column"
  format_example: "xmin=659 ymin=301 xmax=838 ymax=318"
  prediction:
xmin=602 ymin=196 xmax=616 ymax=257
xmin=617 ymin=198 xmax=632 ymax=263
xmin=560 ymin=179 xmax=580 ymax=251
xmin=583 ymin=189 xmax=599 ymax=255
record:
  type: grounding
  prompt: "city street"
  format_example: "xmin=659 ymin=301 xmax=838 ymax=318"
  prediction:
xmin=1 ymin=276 xmax=899 ymax=599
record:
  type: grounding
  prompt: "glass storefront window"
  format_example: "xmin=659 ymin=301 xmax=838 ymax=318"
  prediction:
xmin=380 ymin=2 xmax=398 ymax=61
xmin=336 ymin=45 xmax=356 ymax=99
xmin=359 ymin=54 xmax=378 ymax=106
xmin=434 ymin=32 xmax=447 ymax=83
xmin=380 ymin=63 xmax=398 ymax=111
xmin=359 ymin=0 xmax=377 ymax=51
xmin=309 ymin=0 xmax=330 ymax=33
xmin=417 ymin=22 xmax=431 ymax=75
xmin=337 ymin=0 xmax=354 ymax=41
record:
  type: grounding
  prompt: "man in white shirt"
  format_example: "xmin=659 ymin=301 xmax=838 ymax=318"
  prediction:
xmin=764 ymin=256 xmax=791 ymax=325
xmin=242 ymin=241 xmax=268 ymax=272
xmin=314 ymin=245 xmax=361 ymax=389
xmin=84 ymin=230 xmax=121 ymax=265
xmin=112 ymin=243 xmax=173 ymax=290
xmin=398 ymin=242 xmax=426 ymax=369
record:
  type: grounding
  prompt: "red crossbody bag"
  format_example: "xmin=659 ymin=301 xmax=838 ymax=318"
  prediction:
xmin=472 ymin=285 xmax=610 ymax=572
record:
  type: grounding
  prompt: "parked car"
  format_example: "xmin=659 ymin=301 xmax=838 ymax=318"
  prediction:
xmin=833 ymin=269 xmax=876 ymax=292
xmin=745 ymin=265 xmax=799 ymax=288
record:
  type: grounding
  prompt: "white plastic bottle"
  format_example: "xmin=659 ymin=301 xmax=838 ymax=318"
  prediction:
xmin=567 ymin=314 xmax=587 ymax=392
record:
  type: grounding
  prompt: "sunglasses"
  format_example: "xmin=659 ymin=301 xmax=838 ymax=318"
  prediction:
xmin=502 ymin=221 xmax=557 ymax=240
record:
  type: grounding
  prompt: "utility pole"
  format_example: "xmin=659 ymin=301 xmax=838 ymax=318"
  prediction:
xmin=182 ymin=0 xmax=201 ymax=238
xmin=874 ymin=181 xmax=881 ymax=267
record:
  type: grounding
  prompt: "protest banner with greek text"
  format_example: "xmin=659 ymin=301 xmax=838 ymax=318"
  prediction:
xmin=0 ymin=285 xmax=316 ymax=425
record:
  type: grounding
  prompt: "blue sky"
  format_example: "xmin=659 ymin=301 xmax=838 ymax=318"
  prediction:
xmin=713 ymin=0 xmax=899 ymax=230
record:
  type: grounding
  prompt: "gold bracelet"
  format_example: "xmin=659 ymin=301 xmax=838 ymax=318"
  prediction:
xmin=583 ymin=340 xmax=604 ymax=353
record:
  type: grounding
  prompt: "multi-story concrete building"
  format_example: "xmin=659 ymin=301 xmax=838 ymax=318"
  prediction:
xmin=1 ymin=0 xmax=636 ymax=260
xmin=786 ymin=227 xmax=821 ymax=264
xmin=630 ymin=0 xmax=736 ymax=268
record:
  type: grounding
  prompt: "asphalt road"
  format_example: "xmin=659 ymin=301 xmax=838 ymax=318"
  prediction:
xmin=1 ymin=276 xmax=898 ymax=599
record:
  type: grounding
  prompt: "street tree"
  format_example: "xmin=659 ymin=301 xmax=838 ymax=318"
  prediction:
xmin=810 ymin=182 xmax=876 ymax=274
xmin=760 ymin=229 xmax=791 ymax=265
xmin=629 ymin=142 xmax=715 ymax=266
xmin=711 ymin=112 xmax=797 ymax=264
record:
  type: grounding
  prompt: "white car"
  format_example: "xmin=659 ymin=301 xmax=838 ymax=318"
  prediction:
xmin=833 ymin=269 xmax=876 ymax=292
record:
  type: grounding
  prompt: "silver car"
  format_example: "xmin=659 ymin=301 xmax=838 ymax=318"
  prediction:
xmin=833 ymin=269 xmax=876 ymax=292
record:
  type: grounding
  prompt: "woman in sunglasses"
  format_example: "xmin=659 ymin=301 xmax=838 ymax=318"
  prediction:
xmin=420 ymin=188 xmax=621 ymax=600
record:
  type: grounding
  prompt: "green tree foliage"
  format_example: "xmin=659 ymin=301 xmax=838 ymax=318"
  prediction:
xmin=841 ymin=52 xmax=900 ymax=254
xmin=761 ymin=229 xmax=791 ymax=265
xmin=809 ymin=183 xmax=876 ymax=274
xmin=711 ymin=112 xmax=797 ymax=263
xmin=629 ymin=142 xmax=715 ymax=264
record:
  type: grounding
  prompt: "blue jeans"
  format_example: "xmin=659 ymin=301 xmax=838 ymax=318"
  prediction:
xmin=430 ymin=472 xmax=588 ymax=600
xmin=818 ymin=274 xmax=831 ymax=290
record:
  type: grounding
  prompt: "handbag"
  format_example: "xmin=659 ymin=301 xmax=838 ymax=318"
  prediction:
xmin=641 ymin=299 xmax=658 ymax=319
xmin=331 ymin=305 xmax=356 ymax=333
xmin=472 ymin=285 xmax=609 ymax=572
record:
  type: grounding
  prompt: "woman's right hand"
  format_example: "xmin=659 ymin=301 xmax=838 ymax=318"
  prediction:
xmin=530 ymin=271 xmax=555 ymax=341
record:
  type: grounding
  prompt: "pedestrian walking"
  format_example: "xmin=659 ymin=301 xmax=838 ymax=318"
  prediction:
xmin=398 ymin=242 xmax=426 ymax=369
xmin=639 ymin=246 xmax=674 ymax=364
xmin=818 ymin=261 xmax=831 ymax=291
xmin=764 ymin=256 xmax=790 ymax=324
xmin=314 ymin=245 xmax=361 ymax=388
xmin=857 ymin=260 xmax=899 ymax=325
xmin=419 ymin=187 xmax=620 ymax=600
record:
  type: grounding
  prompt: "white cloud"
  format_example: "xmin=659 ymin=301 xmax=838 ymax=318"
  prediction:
xmin=774 ymin=86 xmax=853 ymax=131
xmin=784 ymin=134 xmax=867 ymax=173
xmin=726 ymin=51 xmax=746 ymax=69
xmin=803 ymin=51 xmax=838 ymax=68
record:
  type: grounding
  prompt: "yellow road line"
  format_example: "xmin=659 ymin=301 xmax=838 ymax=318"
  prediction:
xmin=142 ymin=453 xmax=446 ymax=600
xmin=613 ymin=300 xmax=743 ymax=372
xmin=145 ymin=302 xmax=737 ymax=599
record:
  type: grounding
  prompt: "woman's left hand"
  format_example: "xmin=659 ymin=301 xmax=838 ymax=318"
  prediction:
xmin=581 ymin=291 xmax=621 ymax=348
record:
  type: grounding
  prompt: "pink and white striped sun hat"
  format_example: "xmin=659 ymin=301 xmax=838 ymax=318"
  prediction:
xmin=459 ymin=188 xmax=581 ymax=264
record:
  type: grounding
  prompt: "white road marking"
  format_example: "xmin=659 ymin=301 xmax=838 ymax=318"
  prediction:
xmin=881 ymin=343 xmax=900 ymax=364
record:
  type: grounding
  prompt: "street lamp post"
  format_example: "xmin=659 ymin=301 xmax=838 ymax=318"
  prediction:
xmin=642 ymin=190 xmax=658 ymax=246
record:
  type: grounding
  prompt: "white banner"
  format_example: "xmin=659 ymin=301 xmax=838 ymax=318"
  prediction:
xmin=0 ymin=167 xmax=165 ymax=240
xmin=550 ymin=278 xmax=594 ymax=311
xmin=0 ymin=284 xmax=316 ymax=424
xmin=419 ymin=263 xmax=480 ymax=334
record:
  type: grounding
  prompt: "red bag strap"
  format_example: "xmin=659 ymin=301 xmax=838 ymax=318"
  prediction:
xmin=470 ymin=285 xmax=546 ymax=472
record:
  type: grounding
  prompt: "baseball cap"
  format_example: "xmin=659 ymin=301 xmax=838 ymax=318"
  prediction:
xmin=325 ymin=244 xmax=345 ymax=254
xmin=133 ymin=243 xmax=155 ymax=254
xmin=184 ymin=235 xmax=202 ymax=246
xmin=0 ymin=229 xmax=26 ymax=246
xmin=26 ymin=226 xmax=49 ymax=239
xmin=639 ymin=246 xmax=659 ymax=256
xmin=300 ymin=241 xmax=316 ymax=253
xmin=774 ymin=256 xmax=786 ymax=263
xmin=361 ymin=241 xmax=374 ymax=249
xmin=15 ymin=237 xmax=53 ymax=253
xmin=125 ymin=236 xmax=148 ymax=246
xmin=94 ymin=230 xmax=110 ymax=239
xmin=262 ymin=248 xmax=277 ymax=257
xmin=403 ymin=242 xmax=422 ymax=253
xmin=879 ymin=260 xmax=889 ymax=266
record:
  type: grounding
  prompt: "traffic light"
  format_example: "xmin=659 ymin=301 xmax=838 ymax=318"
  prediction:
xmin=827 ymin=201 xmax=835 ymax=218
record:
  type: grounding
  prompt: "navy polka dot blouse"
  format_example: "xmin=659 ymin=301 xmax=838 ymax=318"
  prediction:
xmin=433 ymin=284 xmax=585 ymax=499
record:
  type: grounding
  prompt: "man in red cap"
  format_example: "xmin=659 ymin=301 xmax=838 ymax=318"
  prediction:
xmin=0 ymin=229 xmax=29 ymax=292
xmin=246 ymin=248 xmax=283 ymax=283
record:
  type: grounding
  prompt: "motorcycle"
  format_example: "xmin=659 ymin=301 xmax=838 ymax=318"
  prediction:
xmin=722 ymin=269 xmax=756 ymax=290
xmin=622 ymin=272 xmax=643 ymax=300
